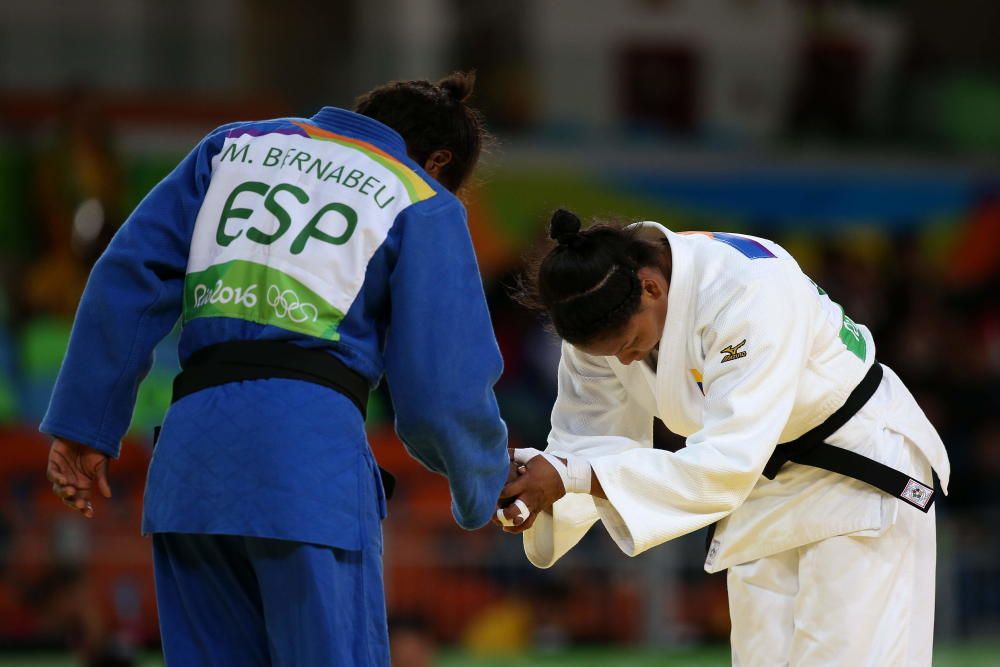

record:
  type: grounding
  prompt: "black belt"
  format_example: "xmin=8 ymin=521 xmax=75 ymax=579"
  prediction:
xmin=763 ymin=362 xmax=937 ymax=513
xmin=165 ymin=340 xmax=395 ymax=499
xmin=707 ymin=361 xmax=938 ymax=555
xmin=174 ymin=340 xmax=370 ymax=417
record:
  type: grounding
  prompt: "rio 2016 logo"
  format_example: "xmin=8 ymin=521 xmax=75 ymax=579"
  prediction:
xmin=192 ymin=280 xmax=258 ymax=308
xmin=191 ymin=280 xmax=319 ymax=325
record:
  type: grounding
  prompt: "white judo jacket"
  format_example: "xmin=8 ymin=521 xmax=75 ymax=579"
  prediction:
xmin=523 ymin=223 xmax=950 ymax=573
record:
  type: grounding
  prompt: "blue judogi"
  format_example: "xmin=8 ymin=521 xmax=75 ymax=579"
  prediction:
xmin=41 ymin=108 xmax=510 ymax=665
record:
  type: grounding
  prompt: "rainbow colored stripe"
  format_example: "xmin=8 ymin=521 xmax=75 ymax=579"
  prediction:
xmin=290 ymin=122 xmax=437 ymax=204
xmin=680 ymin=231 xmax=775 ymax=259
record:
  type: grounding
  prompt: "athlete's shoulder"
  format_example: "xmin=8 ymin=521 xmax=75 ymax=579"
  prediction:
xmin=204 ymin=115 xmax=355 ymax=142
xmin=380 ymin=149 xmax=463 ymax=222
xmin=201 ymin=119 xmax=268 ymax=141
xmin=678 ymin=230 xmax=797 ymax=280
xmin=673 ymin=230 xmax=789 ymax=262
xmin=677 ymin=230 xmax=810 ymax=320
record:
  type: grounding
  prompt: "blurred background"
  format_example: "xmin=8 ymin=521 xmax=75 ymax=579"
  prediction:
xmin=1 ymin=0 xmax=999 ymax=665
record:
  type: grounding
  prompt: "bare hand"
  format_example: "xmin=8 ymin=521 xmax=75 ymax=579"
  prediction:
xmin=46 ymin=438 xmax=112 ymax=519
xmin=494 ymin=455 xmax=566 ymax=534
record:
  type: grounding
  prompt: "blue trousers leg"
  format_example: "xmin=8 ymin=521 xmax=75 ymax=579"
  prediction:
xmin=152 ymin=533 xmax=270 ymax=667
xmin=153 ymin=533 xmax=389 ymax=667
xmin=246 ymin=537 xmax=389 ymax=666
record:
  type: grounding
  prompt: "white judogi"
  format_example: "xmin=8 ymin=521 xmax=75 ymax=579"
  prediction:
xmin=522 ymin=223 xmax=949 ymax=665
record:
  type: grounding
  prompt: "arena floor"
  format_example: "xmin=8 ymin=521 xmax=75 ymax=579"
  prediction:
xmin=4 ymin=644 xmax=1000 ymax=667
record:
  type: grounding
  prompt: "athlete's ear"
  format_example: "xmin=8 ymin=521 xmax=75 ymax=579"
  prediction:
xmin=638 ymin=270 xmax=665 ymax=299
xmin=424 ymin=149 xmax=453 ymax=180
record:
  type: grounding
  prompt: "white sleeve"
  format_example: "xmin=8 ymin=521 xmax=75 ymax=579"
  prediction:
xmin=590 ymin=264 xmax=813 ymax=557
xmin=523 ymin=343 xmax=654 ymax=568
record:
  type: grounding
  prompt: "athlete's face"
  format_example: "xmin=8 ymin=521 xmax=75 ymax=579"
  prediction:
xmin=575 ymin=266 xmax=669 ymax=365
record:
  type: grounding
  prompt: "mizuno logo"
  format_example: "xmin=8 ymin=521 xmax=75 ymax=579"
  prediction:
xmin=720 ymin=339 xmax=748 ymax=363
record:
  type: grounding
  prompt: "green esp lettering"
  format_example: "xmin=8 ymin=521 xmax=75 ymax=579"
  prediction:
xmin=291 ymin=202 xmax=358 ymax=254
xmin=220 ymin=142 xmax=250 ymax=163
xmin=247 ymin=183 xmax=309 ymax=245
xmin=217 ymin=181 xmax=269 ymax=246
xmin=342 ymin=169 xmax=364 ymax=189
xmin=263 ymin=147 xmax=284 ymax=167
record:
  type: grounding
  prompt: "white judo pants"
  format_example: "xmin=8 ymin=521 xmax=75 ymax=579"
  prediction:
xmin=728 ymin=503 xmax=936 ymax=666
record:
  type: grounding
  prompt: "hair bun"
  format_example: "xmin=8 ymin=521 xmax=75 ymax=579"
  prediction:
xmin=549 ymin=209 xmax=583 ymax=247
xmin=436 ymin=71 xmax=476 ymax=103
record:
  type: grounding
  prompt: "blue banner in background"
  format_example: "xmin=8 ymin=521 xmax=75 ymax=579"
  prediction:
xmin=605 ymin=167 xmax=989 ymax=228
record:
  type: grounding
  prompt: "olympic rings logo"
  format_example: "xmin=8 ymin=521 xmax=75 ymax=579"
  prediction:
xmin=266 ymin=284 xmax=319 ymax=323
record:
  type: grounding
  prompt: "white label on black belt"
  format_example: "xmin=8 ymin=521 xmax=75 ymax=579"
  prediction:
xmin=902 ymin=479 xmax=933 ymax=509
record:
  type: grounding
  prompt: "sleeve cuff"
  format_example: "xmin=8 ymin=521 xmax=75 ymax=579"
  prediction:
xmin=38 ymin=420 xmax=121 ymax=459
xmin=522 ymin=493 xmax=600 ymax=568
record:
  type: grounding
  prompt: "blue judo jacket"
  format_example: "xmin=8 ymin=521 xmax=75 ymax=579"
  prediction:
xmin=41 ymin=107 xmax=510 ymax=551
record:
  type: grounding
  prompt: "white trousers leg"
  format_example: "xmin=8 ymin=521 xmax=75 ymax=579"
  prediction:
xmin=728 ymin=547 xmax=799 ymax=665
xmin=729 ymin=504 xmax=936 ymax=667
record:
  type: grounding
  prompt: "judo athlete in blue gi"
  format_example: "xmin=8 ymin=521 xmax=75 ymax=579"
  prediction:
xmin=42 ymin=72 xmax=510 ymax=666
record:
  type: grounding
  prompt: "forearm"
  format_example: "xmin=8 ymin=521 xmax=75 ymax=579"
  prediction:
xmin=42 ymin=133 xmax=220 ymax=452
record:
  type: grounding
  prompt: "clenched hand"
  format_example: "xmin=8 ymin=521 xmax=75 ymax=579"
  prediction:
xmin=494 ymin=454 xmax=566 ymax=534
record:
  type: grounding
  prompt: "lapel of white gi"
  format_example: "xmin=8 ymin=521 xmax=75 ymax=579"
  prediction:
xmin=651 ymin=227 xmax=699 ymax=432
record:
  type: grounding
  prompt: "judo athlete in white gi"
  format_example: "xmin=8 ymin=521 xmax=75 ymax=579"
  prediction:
xmin=43 ymin=73 xmax=512 ymax=666
xmin=498 ymin=209 xmax=949 ymax=666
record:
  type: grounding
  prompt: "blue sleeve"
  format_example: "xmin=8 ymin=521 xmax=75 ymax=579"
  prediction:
xmin=40 ymin=125 xmax=235 ymax=457
xmin=383 ymin=199 xmax=509 ymax=530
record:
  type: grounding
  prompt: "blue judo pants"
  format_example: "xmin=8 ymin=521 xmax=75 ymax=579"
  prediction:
xmin=152 ymin=533 xmax=389 ymax=666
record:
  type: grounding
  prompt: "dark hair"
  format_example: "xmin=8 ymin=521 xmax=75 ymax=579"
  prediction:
xmin=514 ymin=209 xmax=666 ymax=345
xmin=353 ymin=71 xmax=490 ymax=193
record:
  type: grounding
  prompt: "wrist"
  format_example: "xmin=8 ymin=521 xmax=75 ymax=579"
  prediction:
xmin=546 ymin=453 xmax=591 ymax=495
xmin=564 ymin=455 xmax=592 ymax=494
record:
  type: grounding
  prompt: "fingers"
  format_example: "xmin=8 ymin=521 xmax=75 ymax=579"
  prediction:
xmin=495 ymin=490 xmax=548 ymax=533
xmin=47 ymin=439 xmax=111 ymax=518
xmin=46 ymin=464 xmax=67 ymax=487
xmin=48 ymin=453 xmax=95 ymax=518
xmin=499 ymin=475 xmax=529 ymax=502
xmin=500 ymin=498 xmax=527 ymax=522
xmin=46 ymin=450 xmax=72 ymax=487
xmin=498 ymin=498 xmax=530 ymax=528
xmin=505 ymin=461 xmax=520 ymax=485
xmin=52 ymin=482 xmax=94 ymax=518
xmin=503 ymin=510 xmax=539 ymax=534
xmin=96 ymin=462 xmax=112 ymax=499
